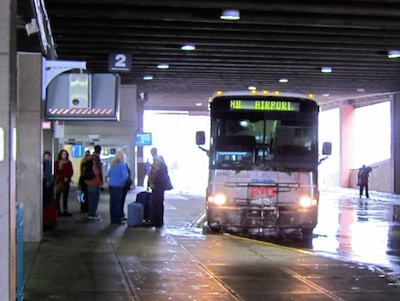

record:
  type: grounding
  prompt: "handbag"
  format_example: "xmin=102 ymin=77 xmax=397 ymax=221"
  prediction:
xmin=55 ymin=181 xmax=65 ymax=194
xmin=124 ymin=177 xmax=133 ymax=190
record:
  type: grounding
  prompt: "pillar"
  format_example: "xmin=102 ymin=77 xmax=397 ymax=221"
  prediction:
xmin=136 ymin=101 xmax=145 ymax=186
xmin=392 ymin=94 xmax=400 ymax=194
xmin=0 ymin=0 xmax=17 ymax=299
xmin=16 ymin=53 xmax=43 ymax=242
xmin=339 ymin=104 xmax=355 ymax=187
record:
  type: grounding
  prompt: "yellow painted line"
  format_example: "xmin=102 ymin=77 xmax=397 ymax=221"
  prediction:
xmin=225 ymin=233 xmax=315 ymax=255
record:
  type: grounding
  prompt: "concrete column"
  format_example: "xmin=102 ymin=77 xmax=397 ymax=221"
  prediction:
xmin=392 ymin=94 xmax=400 ymax=194
xmin=339 ymin=104 xmax=355 ymax=187
xmin=16 ymin=53 xmax=43 ymax=242
xmin=0 ymin=0 xmax=17 ymax=299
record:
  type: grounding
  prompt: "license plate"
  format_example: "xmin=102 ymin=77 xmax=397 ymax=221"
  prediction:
xmin=249 ymin=186 xmax=276 ymax=198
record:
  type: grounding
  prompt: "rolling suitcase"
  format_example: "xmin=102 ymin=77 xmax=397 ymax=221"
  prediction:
xmin=127 ymin=202 xmax=144 ymax=227
xmin=135 ymin=191 xmax=151 ymax=220
xmin=43 ymin=201 xmax=57 ymax=230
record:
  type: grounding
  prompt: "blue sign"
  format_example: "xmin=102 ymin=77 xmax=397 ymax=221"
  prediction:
xmin=135 ymin=132 xmax=152 ymax=146
xmin=71 ymin=144 xmax=83 ymax=157
xmin=108 ymin=52 xmax=132 ymax=72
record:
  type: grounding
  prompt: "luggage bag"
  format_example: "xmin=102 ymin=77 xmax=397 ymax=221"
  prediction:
xmin=43 ymin=201 xmax=57 ymax=230
xmin=127 ymin=202 xmax=144 ymax=227
xmin=135 ymin=191 xmax=151 ymax=220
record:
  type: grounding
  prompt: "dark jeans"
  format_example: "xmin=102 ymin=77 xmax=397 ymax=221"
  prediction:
xmin=360 ymin=183 xmax=369 ymax=198
xmin=87 ymin=185 xmax=100 ymax=217
xmin=150 ymin=188 xmax=164 ymax=226
xmin=121 ymin=185 xmax=129 ymax=218
xmin=56 ymin=181 xmax=70 ymax=212
xmin=43 ymin=180 xmax=54 ymax=204
xmin=109 ymin=186 xmax=122 ymax=223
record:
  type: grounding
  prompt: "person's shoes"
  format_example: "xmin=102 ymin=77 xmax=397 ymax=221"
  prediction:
xmin=63 ymin=211 xmax=72 ymax=217
xmin=57 ymin=211 xmax=63 ymax=217
xmin=88 ymin=215 xmax=101 ymax=220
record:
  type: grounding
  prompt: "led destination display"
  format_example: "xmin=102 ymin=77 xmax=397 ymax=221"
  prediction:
xmin=230 ymin=100 xmax=300 ymax=112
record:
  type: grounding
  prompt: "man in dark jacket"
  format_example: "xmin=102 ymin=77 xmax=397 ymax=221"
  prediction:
xmin=358 ymin=165 xmax=372 ymax=198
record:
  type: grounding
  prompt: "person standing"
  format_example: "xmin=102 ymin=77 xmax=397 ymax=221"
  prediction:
xmin=85 ymin=145 xmax=104 ymax=219
xmin=78 ymin=150 xmax=91 ymax=212
xmin=107 ymin=151 xmax=128 ymax=224
xmin=43 ymin=150 xmax=53 ymax=204
xmin=121 ymin=163 xmax=132 ymax=220
xmin=148 ymin=147 xmax=172 ymax=227
xmin=54 ymin=150 xmax=74 ymax=216
xmin=358 ymin=164 xmax=372 ymax=198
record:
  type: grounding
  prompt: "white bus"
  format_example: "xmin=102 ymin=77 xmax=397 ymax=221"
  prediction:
xmin=196 ymin=90 xmax=331 ymax=239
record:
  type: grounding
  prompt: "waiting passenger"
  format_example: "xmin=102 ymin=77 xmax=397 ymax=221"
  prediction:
xmin=148 ymin=147 xmax=173 ymax=227
xmin=54 ymin=150 xmax=74 ymax=216
xmin=107 ymin=151 xmax=128 ymax=224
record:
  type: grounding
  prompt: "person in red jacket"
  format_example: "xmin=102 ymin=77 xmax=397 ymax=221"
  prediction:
xmin=54 ymin=150 xmax=74 ymax=216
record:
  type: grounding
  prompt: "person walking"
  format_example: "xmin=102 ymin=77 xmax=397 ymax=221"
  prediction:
xmin=358 ymin=164 xmax=372 ymax=198
xmin=54 ymin=150 xmax=74 ymax=216
xmin=148 ymin=147 xmax=173 ymax=227
xmin=85 ymin=145 xmax=104 ymax=219
xmin=107 ymin=151 xmax=128 ymax=224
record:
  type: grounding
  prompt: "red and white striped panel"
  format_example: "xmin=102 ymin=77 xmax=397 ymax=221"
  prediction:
xmin=91 ymin=109 xmax=113 ymax=114
xmin=48 ymin=108 xmax=113 ymax=115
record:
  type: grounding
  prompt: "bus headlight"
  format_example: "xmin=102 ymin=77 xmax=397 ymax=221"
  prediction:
xmin=208 ymin=194 xmax=227 ymax=205
xmin=299 ymin=196 xmax=317 ymax=208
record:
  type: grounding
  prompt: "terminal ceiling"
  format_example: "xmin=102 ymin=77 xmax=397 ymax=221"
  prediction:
xmin=17 ymin=0 xmax=400 ymax=112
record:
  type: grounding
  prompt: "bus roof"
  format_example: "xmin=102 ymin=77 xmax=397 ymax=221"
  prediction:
xmin=209 ymin=90 xmax=317 ymax=103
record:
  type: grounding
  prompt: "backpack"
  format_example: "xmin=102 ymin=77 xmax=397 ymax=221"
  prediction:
xmin=83 ymin=159 xmax=95 ymax=180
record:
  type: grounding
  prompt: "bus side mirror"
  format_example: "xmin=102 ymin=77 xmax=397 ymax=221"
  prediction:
xmin=322 ymin=142 xmax=332 ymax=155
xmin=196 ymin=131 xmax=206 ymax=145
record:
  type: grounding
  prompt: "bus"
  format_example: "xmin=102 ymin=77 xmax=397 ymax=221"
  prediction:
xmin=196 ymin=90 xmax=331 ymax=239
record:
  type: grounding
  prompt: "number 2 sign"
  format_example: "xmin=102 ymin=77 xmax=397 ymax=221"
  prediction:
xmin=108 ymin=52 xmax=132 ymax=72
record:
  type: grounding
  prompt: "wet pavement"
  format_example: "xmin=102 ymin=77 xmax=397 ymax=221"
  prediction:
xmin=21 ymin=186 xmax=400 ymax=300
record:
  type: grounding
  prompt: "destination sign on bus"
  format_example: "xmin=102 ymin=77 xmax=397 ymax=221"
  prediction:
xmin=230 ymin=100 xmax=300 ymax=112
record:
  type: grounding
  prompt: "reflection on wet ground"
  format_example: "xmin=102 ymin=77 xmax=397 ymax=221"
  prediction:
xmin=312 ymin=189 xmax=400 ymax=274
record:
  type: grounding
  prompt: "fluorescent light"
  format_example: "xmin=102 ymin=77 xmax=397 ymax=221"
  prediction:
xmin=388 ymin=50 xmax=400 ymax=59
xmin=279 ymin=78 xmax=288 ymax=83
xmin=220 ymin=9 xmax=240 ymax=21
xmin=157 ymin=64 xmax=169 ymax=69
xmin=322 ymin=93 xmax=330 ymax=97
xmin=321 ymin=66 xmax=332 ymax=73
xmin=357 ymin=88 xmax=365 ymax=93
xmin=143 ymin=75 xmax=153 ymax=80
xmin=196 ymin=102 xmax=202 ymax=106
xmin=181 ymin=44 xmax=196 ymax=51
xmin=248 ymin=86 xmax=256 ymax=90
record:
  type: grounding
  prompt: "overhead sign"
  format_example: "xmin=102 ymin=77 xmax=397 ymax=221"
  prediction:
xmin=108 ymin=52 xmax=132 ymax=72
xmin=137 ymin=91 xmax=148 ymax=102
xmin=230 ymin=100 xmax=300 ymax=112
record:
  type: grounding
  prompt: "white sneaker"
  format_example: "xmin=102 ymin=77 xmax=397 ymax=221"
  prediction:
xmin=88 ymin=215 xmax=101 ymax=220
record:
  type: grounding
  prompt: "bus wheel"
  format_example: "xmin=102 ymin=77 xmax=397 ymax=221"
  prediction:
xmin=301 ymin=228 xmax=314 ymax=240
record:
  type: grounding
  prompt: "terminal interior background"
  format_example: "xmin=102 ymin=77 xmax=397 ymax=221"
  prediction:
xmin=54 ymin=100 xmax=390 ymax=195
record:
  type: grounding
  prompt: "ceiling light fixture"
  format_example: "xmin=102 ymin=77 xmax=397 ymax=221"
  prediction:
xmin=181 ymin=44 xmax=196 ymax=51
xmin=321 ymin=66 xmax=332 ymax=73
xmin=388 ymin=50 xmax=400 ymax=59
xmin=220 ymin=9 xmax=240 ymax=21
xmin=248 ymin=86 xmax=256 ymax=90
xmin=279 ymin=78 xmax=288 ymax=83
xmin=157 ymin=64 xmax=169 ymax=69
xmin=143 ymin=75 xmax=153 ymax=80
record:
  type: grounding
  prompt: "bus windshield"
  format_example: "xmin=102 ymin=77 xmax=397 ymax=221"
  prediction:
xmin=211 ymin=113 xmax=317 ymax=169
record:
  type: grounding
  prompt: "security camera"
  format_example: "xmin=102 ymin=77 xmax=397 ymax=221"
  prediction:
xmin=25 ymin=18 xmax=39 ymax=36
